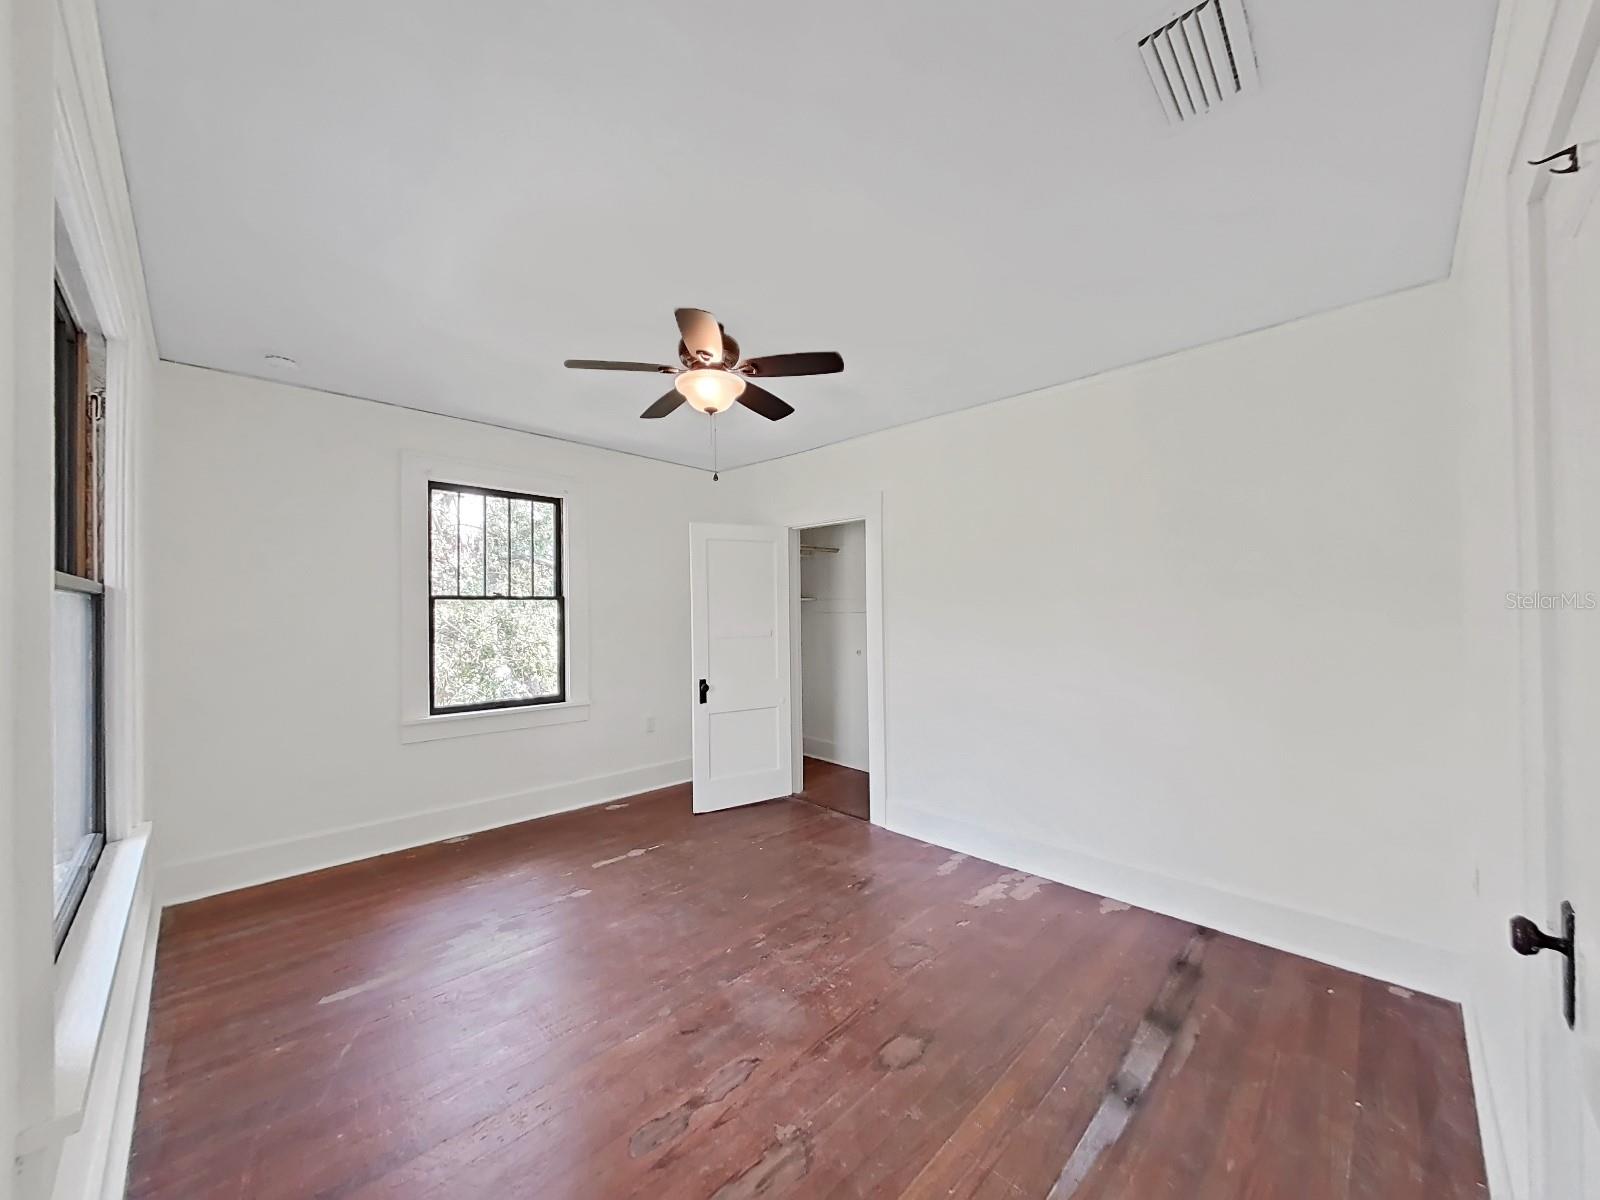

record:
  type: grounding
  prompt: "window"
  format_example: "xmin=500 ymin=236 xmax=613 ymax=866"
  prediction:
xmin=427 ymin=482 xmax=566 ymax=713
xmin=52 ymin=286 xmax=106 ymax=950
xmin=400 ymin=454 xmax=588 ymax=741
xmin=55 ymin=288 xmax=102 ymax=578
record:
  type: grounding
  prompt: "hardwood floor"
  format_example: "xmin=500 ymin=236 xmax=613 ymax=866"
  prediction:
xmin=128 ymin=786 xmax=1486 ymax=1199
xmin=800 ymin=756 xmax=870 ymax=820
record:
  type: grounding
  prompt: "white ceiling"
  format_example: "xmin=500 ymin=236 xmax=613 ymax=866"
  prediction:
xmin=99 ymin=0 xmax=1496 ymax=471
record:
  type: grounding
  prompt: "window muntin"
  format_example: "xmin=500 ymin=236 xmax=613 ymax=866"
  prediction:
xmin=428 ymin=482 xmax=565 ymax=713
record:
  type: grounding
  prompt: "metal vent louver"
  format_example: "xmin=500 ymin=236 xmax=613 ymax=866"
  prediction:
xmin=1139 ymin=0 xmax=1259 ymax=124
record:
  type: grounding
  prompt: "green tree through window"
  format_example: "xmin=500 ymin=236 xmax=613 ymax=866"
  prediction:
xmin=428 ymin=483 xmax=564 ymax=711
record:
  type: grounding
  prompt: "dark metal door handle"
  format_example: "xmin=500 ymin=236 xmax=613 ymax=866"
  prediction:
xmin=699 ymin=678 xmax=709 ymax=705
xmin=1510 ymin=901 xmax=1577 ymax=1029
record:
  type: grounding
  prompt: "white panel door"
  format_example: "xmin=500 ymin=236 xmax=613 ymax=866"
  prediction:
xmin=690 ymin=524 xmax=793 ymax=813
xmin=1530 ymin=34 xmax=1600 ymax=1198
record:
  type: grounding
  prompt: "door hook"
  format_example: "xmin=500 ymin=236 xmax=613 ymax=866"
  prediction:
xmin=1529 ymin=146 xmax=1581 ymax=175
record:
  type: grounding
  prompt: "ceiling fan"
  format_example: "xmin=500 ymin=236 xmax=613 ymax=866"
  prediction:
xmin=563 ymin=308 xmax=843 ymax=422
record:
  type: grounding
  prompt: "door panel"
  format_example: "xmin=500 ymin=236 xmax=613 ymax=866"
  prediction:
xmin=708 ymin=708 xmax=781 ymax=776
xmin=1535 ymin=41 xmax=1600 ymax=1196
xmin=690 ymin=524 xmax=792 ymax=813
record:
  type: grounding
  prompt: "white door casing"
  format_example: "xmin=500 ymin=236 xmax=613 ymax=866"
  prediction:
xmin=690 ymin=523 xmax=793 ymax=813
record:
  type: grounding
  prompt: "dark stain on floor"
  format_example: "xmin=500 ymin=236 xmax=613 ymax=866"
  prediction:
xmin=709 ymin=1125 xmax=812 ymax=1200
xmin=629 ymin=1056 xmax=763 ymax=1158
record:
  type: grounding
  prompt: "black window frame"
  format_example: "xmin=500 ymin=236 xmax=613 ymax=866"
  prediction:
xmin=427 ymin=480 xmax=567 ymax=715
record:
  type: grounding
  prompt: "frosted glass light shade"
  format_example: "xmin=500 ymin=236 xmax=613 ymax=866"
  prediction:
xmin=675 ymin=368 xmax=746 ymax=414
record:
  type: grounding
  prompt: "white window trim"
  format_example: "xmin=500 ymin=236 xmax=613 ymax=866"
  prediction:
xmin=19 ymin=0 xmax=161 ymax=1170
xmin=17 ymin=825 xmax=151 ymax=1158
xmin=399 ymin=451 xmax=590 ymax=742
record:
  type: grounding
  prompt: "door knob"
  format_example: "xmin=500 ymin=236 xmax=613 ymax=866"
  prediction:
xmin=1509 ymin=901 xmax=1577 ymax=1029
xmin=1510 ymin=915 xmax=1570 ymax=957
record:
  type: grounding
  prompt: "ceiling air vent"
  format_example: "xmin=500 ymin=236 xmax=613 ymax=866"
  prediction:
xmin=1138 ymin=0 xmax=1259 ymax=124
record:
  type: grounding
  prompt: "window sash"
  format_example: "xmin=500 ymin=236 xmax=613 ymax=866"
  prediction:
xmin=55 ymin=287 xmax=99 ymax=579
xmin=427 ymin=481 xmax=562 ymax=601
xmin=427 ymin=481 xmax=567 ymax=714
xmin=51 ymin=550 xmax=106 ymax=955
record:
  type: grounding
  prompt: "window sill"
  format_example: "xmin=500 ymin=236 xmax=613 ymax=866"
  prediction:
xmin=16 ymin=824 xmax=151 ymax=1158
xmin=400 ymin=700 xmax=590 ymax=743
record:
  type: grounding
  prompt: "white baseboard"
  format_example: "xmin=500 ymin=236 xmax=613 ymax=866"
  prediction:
xmin=160 ymin=758 xmax=692 ymax=905
xmin=886 ymin=803 xmax=1467 ymax=1001
xmin=1463 ymin=999 xmax=1518 ymax=1200
xmin=801 ymin=737 xmax=868 ymax=773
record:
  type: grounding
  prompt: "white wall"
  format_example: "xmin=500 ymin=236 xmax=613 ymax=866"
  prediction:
xmin=146 ymin=363 xmax=717 ymax=899
xmin=5 ymin=0 xmax=162 ymax=1196
xmin=800 ymin=522 xmax=868 ymax=771
xmin=719 ymin=281 xmax=1478 ymax=999
xmin=2 ymin=2 xmax=57 ymax=1193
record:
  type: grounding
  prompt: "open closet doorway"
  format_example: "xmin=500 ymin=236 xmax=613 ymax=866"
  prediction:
xmin=796 ymin=521 xmax=870 ymax=820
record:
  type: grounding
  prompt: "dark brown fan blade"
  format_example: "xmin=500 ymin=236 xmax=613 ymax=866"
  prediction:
xmin=674 ymin=309 xmax=723 ymax=363
xmin=739 ymin=351 xmax=844 ymax=378
xmin=736 ymin=382 xmax=794 ymax=421
xmin=564 ymin=359 xmax=675 ymax=373
xmin=640 ymin=389 xmax=686 ymax=419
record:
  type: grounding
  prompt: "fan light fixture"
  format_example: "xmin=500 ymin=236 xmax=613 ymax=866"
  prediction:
xmin=563 ymin=308 xmax=842 ymax=424
xmin=565 ymin=309 xmax=845 ymax=482
xmin=675 ymin=368 xmax=746 ymax=415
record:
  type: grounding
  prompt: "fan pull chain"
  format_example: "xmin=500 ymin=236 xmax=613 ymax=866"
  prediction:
xmin=710 ymin=413 xmax=720 ymax=482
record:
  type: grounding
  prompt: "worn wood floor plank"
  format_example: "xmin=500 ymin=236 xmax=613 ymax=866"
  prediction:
xmin=128 ymin=785 xmax=1486 ymax=1199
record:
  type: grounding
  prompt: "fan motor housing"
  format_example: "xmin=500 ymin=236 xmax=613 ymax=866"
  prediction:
xmin=678 ymin=335 xmax=740 ymax=369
